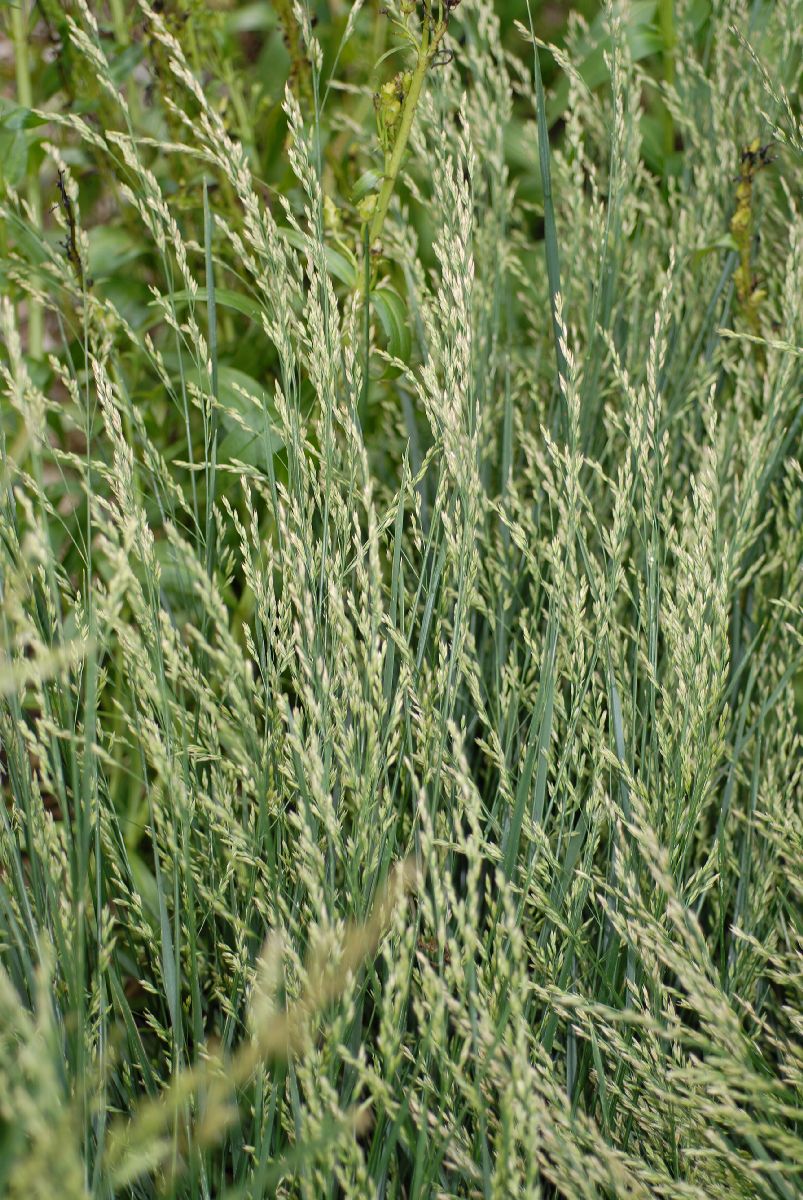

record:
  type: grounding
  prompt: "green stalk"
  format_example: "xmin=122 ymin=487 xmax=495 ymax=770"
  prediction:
xmin=368 ymin=21 xmax=432 ymax=252
xmin=658 ymin=0 xmax=676 ymax=84
xmin=11 ymin=0 xmax=43 ymax=360
xmin=203 ymin=179 xmax=219 ymax=583
xmin=109 ymin=0 xmax=129 ymax=45
xmin=658 ymin=0 xmax=676 ymax=157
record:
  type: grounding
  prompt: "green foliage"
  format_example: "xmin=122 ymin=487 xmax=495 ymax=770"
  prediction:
xmin=1 ymin=1 xmax=802 ymax=1197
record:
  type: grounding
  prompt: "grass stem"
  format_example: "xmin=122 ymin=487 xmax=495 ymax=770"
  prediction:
xmin=11 ymin=0 xmax=43 ymax=360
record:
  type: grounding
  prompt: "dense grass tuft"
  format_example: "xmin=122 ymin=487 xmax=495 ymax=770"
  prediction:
xmin=1 ymin=0 xmax=802 ymax=1196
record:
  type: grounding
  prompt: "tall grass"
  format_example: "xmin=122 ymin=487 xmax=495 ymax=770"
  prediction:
xmin=1 ymin=0 xmax=802 ymax=1196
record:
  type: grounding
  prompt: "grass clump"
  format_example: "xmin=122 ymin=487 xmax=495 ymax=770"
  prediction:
xmin=1 ymin=0 xmax=802 ymax=1196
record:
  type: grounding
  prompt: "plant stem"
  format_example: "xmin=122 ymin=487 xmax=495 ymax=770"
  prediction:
xmin=658 ymin=0 xmax=676 ymax=157
xmin=11 ymin=0 xmax=43 ymax=359
xmin=368 ymin=20 xmax=432 ymax=252
xmin=109 ymin=0 xmax=129 ymax=45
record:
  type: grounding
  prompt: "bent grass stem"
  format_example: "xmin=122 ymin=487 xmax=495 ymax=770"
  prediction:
xmin=368 ymin=18 xmax=445 ymax=259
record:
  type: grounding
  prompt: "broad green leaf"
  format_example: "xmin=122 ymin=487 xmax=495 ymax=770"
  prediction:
xmin=88 ymin=227 xmax=147 ymax=279
xmin=371 ymin=285 xmax=411 ymax=367
xmin=214 ymin=365 xmax=278 ymax=435
xmin=352 ymin=170 xmax=382 ymax=202
xmin=0 ymin=100 xmax=48 ymax=131
xmin=178 ymin=363 xmax=283 ymax=469
xmin=217 ymin=424 xmax=283 ymax=469
xmin=0 ymin=128 xmax=27 ymax=188
xmin=151 ymin=287 xmax=265 ymax=323
xmin=281 ymin=226 xmax=358 ymax=287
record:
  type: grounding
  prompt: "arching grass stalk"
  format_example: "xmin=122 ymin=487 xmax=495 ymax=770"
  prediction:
xmin=366 ymin=1 xmax=452 ymax=262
